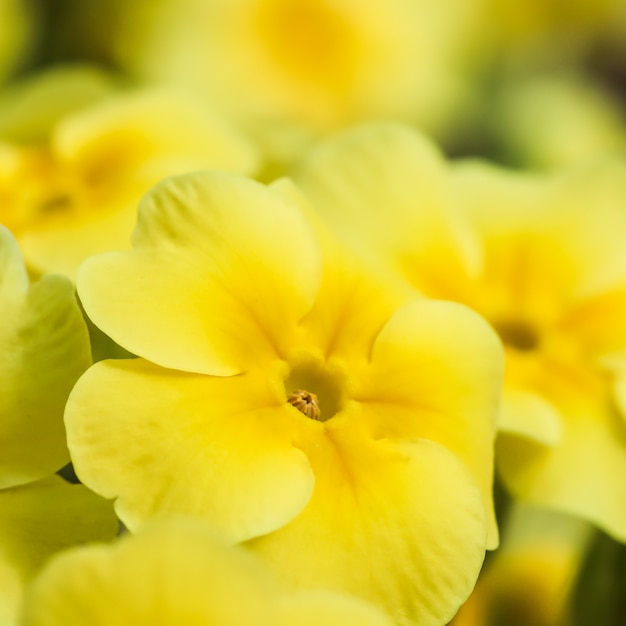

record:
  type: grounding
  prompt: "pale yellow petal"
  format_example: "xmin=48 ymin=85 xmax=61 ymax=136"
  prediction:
xmin=19 ymin=519 xmax=278 ymax=626
xmin=548 ymin=161 xmax=626 ymax=297
xmin=54 ymin=88 xmax=260 ymax=186
xmin=19 ymin=203 xmax=135 ymax=281
xmin=448 ymin=162 xmax=578 ymax=320
xmin=497 ymin=394 xmax=626 ymax=543
xmin=355 ymin=299 xmax=503 ymax=548
xmin=249 ymin=428 xmax=488 ymax=626
xmin=278 ymin=590 xmax=395 ymax=626
xmin=499 ymin=389 xmax=563 ymax=446
xmin=451 ymin=160 xmax=626 ymax=302
xmin=65 ymin=358 xmax=315 ymax=541
xmin=0 ymin=475 xmax=117 ymax=626
xmin=557 ymin=286 xmax=626 ymax=357
xmin=271 ymin=177 xmax=414 ymax=367
xmin=78 ymin=171 xmax=321 ymax=375
xmin=0 ymin=226 xmax=91 ymax=487
xmin=294 ymin=123 xmax=481 ymax=298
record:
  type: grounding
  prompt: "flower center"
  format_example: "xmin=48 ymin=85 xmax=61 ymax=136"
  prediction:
xmin=492 ymin=318 xmax=540 ymax=352
xmin=287 ymin=389 xmax=320 ymax=420
xmin=283 ymin=355 xmax=348 ymax=422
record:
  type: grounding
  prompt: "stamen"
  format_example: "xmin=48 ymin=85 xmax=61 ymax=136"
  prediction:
xmin=287 ymin=389 xmax=320 ymax=420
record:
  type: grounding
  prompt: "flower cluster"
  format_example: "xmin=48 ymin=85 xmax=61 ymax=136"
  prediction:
xmin=2 ymin=2 xmax=626 ymax=626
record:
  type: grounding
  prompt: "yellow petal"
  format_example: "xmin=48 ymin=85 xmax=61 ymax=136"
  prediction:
xmin=548 ymin=161 xmax=626 ymax=297
xmin=448 ymin=161 xmax=578 ymax=320
xmin=271 ymin=177 xmax=414 ymax=367
xmin=19 ymin=519 xmax=279 ymax=626
xmin=65 ymin=358 xmax=315 ymax=541
xmin=78 ymin=171 xmax=322 ymax=375
xmin=451 ymin=160 xmax=626 ymax=303
xmin=278 ymin=591 xmax=394 ymax=626
xmin=355 ymin=299 xmax=503 ymax=548
xmin=499 ymin=389 xmax=563 ymax=446
xmin=0 ymin=475 xmax=117 ymax=626
xmin=16 ymin=89 xmax=259 ymax=279
xmin=557 ymin=286 xmax=626 ymax=357
xmin=497 ymin=392 xmax=626 ymax=543
xmin=20 ymin=203 xmax=136 ymax=281
xmin=294 ymin=123 xmax=481 ymax=298
xmin=54 ymin=88 xmax=260 ymax=188
xmin=19 ymin=517 xmax=394 ymax=626
xmin=0 ymin=226 xmax=91 ymax=487
xmin=249 ymin=428 xmax=488 ymax=626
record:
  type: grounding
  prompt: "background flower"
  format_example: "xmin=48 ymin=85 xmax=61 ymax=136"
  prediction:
xmin=0 ymin=69 xmax=258 ymax=278
xmin=293 ymin=122 xmax=626 ymax=542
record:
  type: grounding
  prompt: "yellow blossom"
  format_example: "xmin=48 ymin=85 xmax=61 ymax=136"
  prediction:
xmin=0 ymin=475 xmax=118 ymax=626
xmin=0 ymin=226 xmax=91 ymax=488
xmin=293 ymin=122 xmax=626 ymax=542
xmin=66 ymin=170 xmax=503 ymax=626
xmin=101 ymin=0 xmax=482 ymax=159
xmin=19 ymin=518 xmax=394 ymax=626
xmin=0 ymin=75 xmax=258 ymax=278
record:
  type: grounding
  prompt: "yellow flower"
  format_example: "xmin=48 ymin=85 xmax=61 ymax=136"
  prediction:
xmin=0 ymin=75 xmax=258 ymax=278
xmin=293 ymin=122 xmax=626 ymax=541
xmin=0 ymin=226 xmax=91 ymax=488
xmin=19 ymin=518 xmax=394 ymax=626
xmin=105 ymin=0 xmax=481 ymax=151
xmin=0 ymin=475 xmax=118 ymax=626
xmin=66 ymin=171 xmax=503 ymax=626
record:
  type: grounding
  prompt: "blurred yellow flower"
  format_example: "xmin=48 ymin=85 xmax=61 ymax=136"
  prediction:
xmin=294 ymin=122 xmax=626 ymax=541
xmin=0 ymin=75 xmax=258 ymax=278
xmin=66 ymin=171 xmax=503 ymax=626
xmin=19 ymin=518 xmax=394 ymax=626
xmin=0 ymin=226 xmax=91 ymax=488
xmin=0 ymin=476 xmax=118 ymax=626
xmin=106 ymin=0 xmax=481 ymax=156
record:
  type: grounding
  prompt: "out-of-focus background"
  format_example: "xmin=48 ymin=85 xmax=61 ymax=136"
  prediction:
xmin=4 ymin=0 xmax=626 ymax=171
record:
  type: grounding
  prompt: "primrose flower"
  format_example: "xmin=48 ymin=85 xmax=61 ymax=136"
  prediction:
xmin=104 ymin=0 xmax=481 ymax=153
xmin=66 ymin=171 xmax=503 ymax=626
xmin=19 ymin=518 xmax=394 ymax=626
xmin=0 ymin=81 xmax=258 ymax=278
xmin=0 ymin=226 xmax=91 ymax=488
xmin=0 ymin=475 xmax=117 ymax=626
xmin=293 ymin=122 xmax=626 ymax=542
